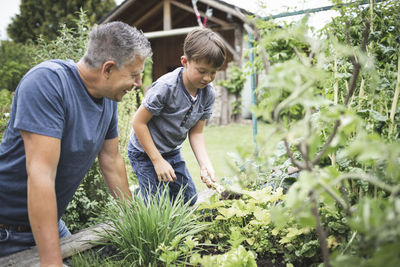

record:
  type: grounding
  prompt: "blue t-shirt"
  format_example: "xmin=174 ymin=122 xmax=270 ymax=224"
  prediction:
xmin=129 ymin=67 xmax=215 ymax=154
xmin=0 ymin=60 xmax=118 ymax=226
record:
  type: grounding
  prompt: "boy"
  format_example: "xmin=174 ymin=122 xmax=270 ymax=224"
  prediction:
xmin=128 ymin=27 xmax=226 ymax=205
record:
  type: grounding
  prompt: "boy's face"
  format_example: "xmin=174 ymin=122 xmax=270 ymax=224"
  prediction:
xmin=181 ymin=56 xmax=219 ymax=92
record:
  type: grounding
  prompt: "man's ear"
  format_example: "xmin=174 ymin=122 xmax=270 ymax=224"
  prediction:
xmin=102 ymin=61 xmax=116 ymax=79
xmin=180 ymin=56 xmax=188 ymax=67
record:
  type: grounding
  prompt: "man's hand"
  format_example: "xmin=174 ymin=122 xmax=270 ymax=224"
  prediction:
xmin=98 ymin=137 xmax=132 ymax=200
xmin=153 ymin=157 xmax=177 ymax=183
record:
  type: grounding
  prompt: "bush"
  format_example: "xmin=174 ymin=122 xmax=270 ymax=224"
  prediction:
xmin=62 ymin=160 xmax=112 ymax=233
xmin=0 ymin=89 xmax=13 ymax=139
xmin=0 ymin=40 xmax=33 ymax=92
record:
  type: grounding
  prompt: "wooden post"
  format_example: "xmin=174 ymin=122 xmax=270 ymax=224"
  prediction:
xmin=163 ymin=0 xmax=172 ymax=31
xmin=234 ymin=23 xmax=243 ymax=66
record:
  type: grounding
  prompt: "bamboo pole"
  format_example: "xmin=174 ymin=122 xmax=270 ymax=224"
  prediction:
xmin=389 ymin=53 xmax=400 ymax=137
xmin=357 ymin=78 xmax=365 ymax=108
xmin=334 ymin=57 xmax=339 ymax=105
xmin=389 ymin=53 xmax=400 ymax=123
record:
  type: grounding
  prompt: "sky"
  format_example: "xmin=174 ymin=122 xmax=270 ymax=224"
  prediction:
xmin=0 ymin=0 xmax=338 ymax=40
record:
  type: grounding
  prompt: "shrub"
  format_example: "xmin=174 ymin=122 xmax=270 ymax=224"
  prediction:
xmin=62 ymin=160 xmax=112 ymax=233
xmin=0 ymin=89 xmax=13 ymax=139
xmin=0 ymin=40 xmax=33 ymax=92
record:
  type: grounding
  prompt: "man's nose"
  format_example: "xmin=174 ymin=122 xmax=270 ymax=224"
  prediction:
xmin=133 ymin=76 xmax=142 ymax=88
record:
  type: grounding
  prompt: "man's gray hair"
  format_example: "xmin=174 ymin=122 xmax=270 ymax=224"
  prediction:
xmin=83 ymin=21 xmax=152 ymax=69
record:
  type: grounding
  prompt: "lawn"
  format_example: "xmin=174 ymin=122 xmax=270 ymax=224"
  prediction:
xmin=180 ymin=122 xmax=263 ymax=191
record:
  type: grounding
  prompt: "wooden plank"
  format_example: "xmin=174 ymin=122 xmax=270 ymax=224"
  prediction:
xmin=144 ymin=26 xmax=200 ymax=39
xmin=163 ymin=0 xmax=172 ymax=30
xmin=133 ymin=1 xmax=163 ymax=27
xmin=0 ymin=223 xmax=111 ymax=267
xmin=101 ymin=0 xmax=136 ymax=23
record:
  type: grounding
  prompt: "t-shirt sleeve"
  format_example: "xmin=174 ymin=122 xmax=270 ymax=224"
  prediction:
xmin=105 ymin=101 xmax=118 ymax=140
xmin=14 ymin=67 xmax=65 ymax=139
xmin=201 ymin=85 xmax=216 ymax=120
xmin=142 ymin=82 xmax=169 ymax=116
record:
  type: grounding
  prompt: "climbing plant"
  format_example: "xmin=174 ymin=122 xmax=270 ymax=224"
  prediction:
xmin=237 ymin=1 xmax=400 ymax=266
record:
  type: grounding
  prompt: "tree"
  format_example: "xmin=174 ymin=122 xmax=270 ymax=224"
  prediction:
xmin=7 ymin=0 xmax=116 ymax=43
xmin=0 ymin=40 xmax=33 ymax=91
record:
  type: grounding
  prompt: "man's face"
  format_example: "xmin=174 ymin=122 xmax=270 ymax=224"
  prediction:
xmin=107 ymin=55 xmax=145 ymax=102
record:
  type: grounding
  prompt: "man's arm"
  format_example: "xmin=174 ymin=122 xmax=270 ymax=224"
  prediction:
xmin=98 ymin=137 xmax=132 ymax=199
xmin=20 ymin=130 xmax=63 ymax=267
xmin=133 ymin=105 xmax=176 ymax=182
xmin=188 ymin=120 xmax=215 ymax=186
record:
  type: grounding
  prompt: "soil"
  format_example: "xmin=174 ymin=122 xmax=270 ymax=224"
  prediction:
xmin=257 ymin=257 xmax=287 ymax=267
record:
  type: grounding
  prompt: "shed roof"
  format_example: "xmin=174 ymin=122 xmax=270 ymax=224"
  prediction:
xmin=99 ymin=0 xmax=251 ymax=32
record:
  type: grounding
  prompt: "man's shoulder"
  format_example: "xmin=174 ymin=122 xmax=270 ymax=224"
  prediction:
xmin=34 ymin=59 xmax=75 ymax=70
xmin=26 ymin=59 xmax=76 ymax=79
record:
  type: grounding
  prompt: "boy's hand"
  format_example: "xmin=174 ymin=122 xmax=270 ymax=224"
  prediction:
xmin=200 ymin=167 xmax=215 ymax=188
xmin=153 ymin=157 xmax=177 ymax=183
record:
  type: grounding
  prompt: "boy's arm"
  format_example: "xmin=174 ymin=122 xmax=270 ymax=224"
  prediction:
xmin=188 ymin=120 xmax=215 ymax=186
xmin=98 ymin=137 xmax=132 ymax=199
xmin=133 ymin=105 xmax=176 ymax=182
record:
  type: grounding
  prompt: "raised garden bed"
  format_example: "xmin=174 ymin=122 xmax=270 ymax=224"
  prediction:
xmin=0 ymin=189 xmax=215 ymax=267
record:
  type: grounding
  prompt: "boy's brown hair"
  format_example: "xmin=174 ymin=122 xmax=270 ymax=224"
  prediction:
xmin=183 ymin=28 xmax=226 ymax=68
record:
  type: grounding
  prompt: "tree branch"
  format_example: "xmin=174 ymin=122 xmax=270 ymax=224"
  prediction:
xmin=312 ymin=120 xmax=340 ymax=166
xmin=294 ymin=47 xmax=307 ymax=65
xmin=310 ymin=190 xmax=331 ymax=267
xmin=284 ymin=138 xmax=306 ymax=170
xmin=317 ymin=179 xmax=351 ymax=214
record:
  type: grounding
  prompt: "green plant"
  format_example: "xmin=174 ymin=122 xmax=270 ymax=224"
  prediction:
xmin=62 ymin=160 xmax=112 ymax=233
xmin=323 ymin=0 xmax=400 ymax=140
xmin=190 ymin=245 xmax=257 ymax=267
xmin=237 ymin=1 xmax=400 ymax=266
xmin=0 ymin=89 xmax=13 ymax=139
xmin=96 ymin=186 xmax=208 ymax=266
xmin=68 ymin=247 xmax=124 ymax=267
xmin=117 ymin=86 xmax=142 ymax=181
xmin=0 ymin=40 xmax=33 ymax=92
xmin=32 ymin=9 xmax=90 ymax=65
xmin=194 ymin=187 xmax=339 ymax=266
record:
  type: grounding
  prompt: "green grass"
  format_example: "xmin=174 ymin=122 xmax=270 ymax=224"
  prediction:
xmin=181 ymin=122 xmax=263 ymax=191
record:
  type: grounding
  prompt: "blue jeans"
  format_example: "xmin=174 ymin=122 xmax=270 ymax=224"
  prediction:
xmin=128 ymin=142 xmax=198 ymax=206
xmin=0 ymin=219 xmax=71 ymax=258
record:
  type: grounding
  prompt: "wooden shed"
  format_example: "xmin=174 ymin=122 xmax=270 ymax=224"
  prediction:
xmin=99 ymin=0 xmax=251 ymax=81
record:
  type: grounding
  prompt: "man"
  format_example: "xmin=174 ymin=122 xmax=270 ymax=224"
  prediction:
xmin=0 ymin=21 xmax=152 ymax=266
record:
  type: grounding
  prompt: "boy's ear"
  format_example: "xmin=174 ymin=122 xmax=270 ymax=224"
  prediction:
xmin=180 ymin=56 xmax=188 ymax=67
